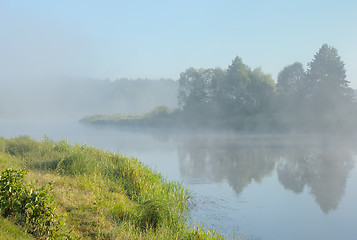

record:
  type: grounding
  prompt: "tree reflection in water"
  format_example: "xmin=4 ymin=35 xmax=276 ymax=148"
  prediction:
xmin=177 ymin=134 xmax=356 ymax=214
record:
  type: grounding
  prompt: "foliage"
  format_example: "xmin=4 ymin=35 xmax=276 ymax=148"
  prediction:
xmin=305 ymin=44 xmax=354 ymax=111
xmin=176 ymin=45 xmax=357 ymax=132
xmin=178 ymin=67 xmax=220 ymax=112
xmin=176 ymin=56 xmax=277 ymax=130
xmin=178 ymin=57 xmax=276 ymax=117
xmin=3 ymin=136 xmax=39 ymax=157
xmin=0 ymin=168 xmax=61 ymax=239
xmin=0 ymin=136 xmax=226 ymax=239
xmin=277 ymin=62 xmax=305 ymax=97
xmin=0 ymin=216 xmax=33 ymax=240
xmin=276 ymin=44 xmax=357 ymax=132
xmin=81 ymin=44 xmax=357 ymax=133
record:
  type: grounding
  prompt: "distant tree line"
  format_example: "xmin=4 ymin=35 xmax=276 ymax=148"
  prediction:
xmin=0 ymin=77 xmax=178 ymax=119
xmin=177 ymin=44 xmax=356 ymax=132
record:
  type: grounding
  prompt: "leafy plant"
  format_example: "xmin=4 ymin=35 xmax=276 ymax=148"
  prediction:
xmin=0 ymin=168 xmax=62 ymax=239
xmin=0 ymin=169 xmax=26 ymax=218
xmin=4 ymin=136 xmax=39 ymax=157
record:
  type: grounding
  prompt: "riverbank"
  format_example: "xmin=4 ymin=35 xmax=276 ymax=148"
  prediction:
xmin=0 ymin=136 xmax=229 ymax=239
xmin=79 ymin=106 xmax=281 ymax=133
xmin=80 ymin=105 xmax=357 ymax=134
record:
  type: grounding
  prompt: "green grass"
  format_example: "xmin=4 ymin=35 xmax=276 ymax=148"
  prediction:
xmin=80 ymin=106 xmax=177 ymax=129
xmin=79 ymin=105 xmax=281 ymax=134
xmin=0 ymin=136 xmax=230 ymax=239
xmin=0 ymin=216 xmax=34 ymax=240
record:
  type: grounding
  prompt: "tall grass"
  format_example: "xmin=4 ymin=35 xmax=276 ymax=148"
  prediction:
xmin=0 ymin=216 xmax=34 ymax=240
xmin=0 ymin=136 xmax=229 ymax=239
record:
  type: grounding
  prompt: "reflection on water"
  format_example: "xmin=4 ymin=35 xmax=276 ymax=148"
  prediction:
xmin=177 ymin=134 xmax=356 ymax=214
xmin=2 ymin=120 xmax=357 ymax=239
xmin=277 ymin=142 xmax=355 ymax=214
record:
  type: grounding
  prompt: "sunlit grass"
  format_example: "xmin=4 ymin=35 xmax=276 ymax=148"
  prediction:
xmin=0 ymin=216 xmax=33 ymax=240
xmin=0 ymin=136 xmax=229 ymax=239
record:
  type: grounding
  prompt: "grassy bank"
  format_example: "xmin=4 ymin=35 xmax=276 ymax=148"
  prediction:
xmin=80 ymin=105 xmax=357 ymax=134
xmin=0 ymin=136 xmax=228 ymax=239
xmin=80 ymin=106 xmax=279 ymax=133
xmin=80 ymin=106 xmax=177 ymax=129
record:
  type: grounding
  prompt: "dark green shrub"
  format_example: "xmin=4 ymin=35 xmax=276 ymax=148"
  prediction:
xmin=0 ymin=169 xmax=26 ymax=217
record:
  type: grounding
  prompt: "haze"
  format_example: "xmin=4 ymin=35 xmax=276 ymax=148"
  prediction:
xmin=2 ymin=2 xmax=357 ymax=239
xmin=1 ymin=1 xmax=356 ymax=86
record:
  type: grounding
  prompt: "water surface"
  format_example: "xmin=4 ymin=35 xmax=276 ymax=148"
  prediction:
xmin=2 ymin=119 xmax=357 ymax=240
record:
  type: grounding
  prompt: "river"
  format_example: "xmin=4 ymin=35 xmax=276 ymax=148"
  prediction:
xmin=2 ymin=118 xmax=357 ymax=240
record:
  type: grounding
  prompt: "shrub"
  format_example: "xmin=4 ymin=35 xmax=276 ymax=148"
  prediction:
xmin=0 ymin=168 xmax=61 ymax=239
xmin=4 ymin=136 xmax=39 ymax=157
xmin=0 ymin=169 xmax=26 ymax=218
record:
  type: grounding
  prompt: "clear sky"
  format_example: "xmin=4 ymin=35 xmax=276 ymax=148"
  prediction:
xmin=1 ymin=0 xmax=356 ymax=87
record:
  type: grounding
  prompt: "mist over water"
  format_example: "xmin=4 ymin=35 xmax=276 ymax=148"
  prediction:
xmin=2 ymin=53 xmax=357 ymax=239
xmin=2 ymin=119 xmax=357 ymax=239
xmin=1 ymin=2 xmax=357 ymax=239
xmin=0 ymin=77 xmax=178 ymax=121
xmin=179 ymin=134 xmax=357 ymax=239
xmin=1 ymin=72 xmax=357 ymax=239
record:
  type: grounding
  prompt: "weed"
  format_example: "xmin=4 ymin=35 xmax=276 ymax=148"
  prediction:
xmin=0 ymin=169 xmax=61 ymax=239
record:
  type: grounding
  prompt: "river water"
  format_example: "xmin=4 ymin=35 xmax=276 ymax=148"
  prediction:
xmin=2 ymin=119 xmax=357 ymax=240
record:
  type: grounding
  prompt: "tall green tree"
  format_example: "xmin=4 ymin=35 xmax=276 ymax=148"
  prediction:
xmin=223 ymin=56 xmax=251 ymax=108
xmin=305 ymin=44 xmax=354 ymax=112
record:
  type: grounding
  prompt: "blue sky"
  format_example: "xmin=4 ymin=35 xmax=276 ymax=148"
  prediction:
xmin=1 ymin=0 xmax=356 ymax=87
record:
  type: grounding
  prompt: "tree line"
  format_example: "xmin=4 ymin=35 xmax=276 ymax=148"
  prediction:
xmin=177 ymin=44 xmax=356 ymax=132
xmin=0 ymin=77 xmax=178 ymax=119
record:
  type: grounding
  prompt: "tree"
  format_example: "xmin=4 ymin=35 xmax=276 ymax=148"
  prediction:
xmin=305 ymin=44 xmax=354 ymax=112
xmin=277 ymin=62 xmax=305 ymax=97
xmin=247 ymin=67 xmax=276 ymax=113
xmin=178 ymin=68 xmax=203 ymax=109
xmin=177 ymin=67 xmax=213 ymax=110
xmin=223 ymin=56 xmax=251 ymax=107
xmin=209 ymin=67 xmax=226 ymax=104
xmin=177 ymin=56 xmax=277 ymax=122
xmin=275 ymin=62 xmax=306 ymax=116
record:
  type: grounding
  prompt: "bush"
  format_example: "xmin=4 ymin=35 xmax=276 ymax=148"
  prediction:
xmin=0 ymin=169 xmax=61 ymax=239
xmin=4 ymin=136 xmax=39 ymax=157
xmin=0 ymin=169 xmax=26 ymax=218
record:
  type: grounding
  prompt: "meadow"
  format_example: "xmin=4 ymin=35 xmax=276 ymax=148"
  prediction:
xmin=0 ymin=136 xmax=231 ymax=239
